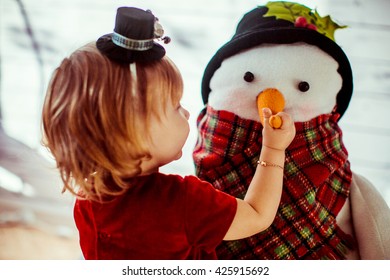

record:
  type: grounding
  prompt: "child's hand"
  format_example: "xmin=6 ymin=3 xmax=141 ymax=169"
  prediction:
xmin=261 ymin=108 xmax=296 ymax=151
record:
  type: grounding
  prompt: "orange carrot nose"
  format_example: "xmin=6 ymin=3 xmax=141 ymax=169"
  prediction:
xmin=256 ymin=88 xmax=285 ymax=129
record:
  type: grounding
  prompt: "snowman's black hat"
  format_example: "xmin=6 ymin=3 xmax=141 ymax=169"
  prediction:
xmin=201 ymin=1 xmax=353 ymax=119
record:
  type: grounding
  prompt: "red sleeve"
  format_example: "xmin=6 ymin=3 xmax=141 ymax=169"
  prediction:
xmin=74 ymin=199 xmax=97 ymax=259
xmin=182 ymin=175 xmax=237 ymax=253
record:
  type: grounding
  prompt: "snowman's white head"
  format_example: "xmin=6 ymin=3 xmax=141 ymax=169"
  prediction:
xmin=208 ymin=42 xmax=343 ymax=122
xmin=201 ymin=3 xmax=353 ymax=121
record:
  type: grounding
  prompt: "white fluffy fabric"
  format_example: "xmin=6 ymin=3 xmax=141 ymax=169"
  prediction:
xmin=208 ymin=43 xmax=343 ymax=122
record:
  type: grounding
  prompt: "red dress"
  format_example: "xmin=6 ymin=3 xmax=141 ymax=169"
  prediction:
xmin=74 ymin=173 xmax=237 ymax=259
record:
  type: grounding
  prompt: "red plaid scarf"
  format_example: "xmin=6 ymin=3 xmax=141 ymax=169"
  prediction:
xmin=193 ymin=106 xmax=355 ymax=259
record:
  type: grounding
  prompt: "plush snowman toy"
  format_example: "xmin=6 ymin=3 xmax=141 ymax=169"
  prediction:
xmin=193 ymin=1 xmax=390 ymax=259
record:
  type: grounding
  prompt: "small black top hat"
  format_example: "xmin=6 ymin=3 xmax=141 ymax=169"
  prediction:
xmin=97 ymin=7 xmax=170 ymax=63
xmin=201 ymin=1 xmax=353 ymax=120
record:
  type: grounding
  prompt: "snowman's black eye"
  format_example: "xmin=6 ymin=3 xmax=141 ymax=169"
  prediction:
xmin=243 ymin=71 xmax=255 ymax=83
xmin=298 ymin=81 xmax=310 ymax=92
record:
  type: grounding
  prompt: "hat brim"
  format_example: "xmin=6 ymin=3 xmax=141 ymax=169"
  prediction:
xmin=96 ymin=34 xmax=166 ymax=64
xmin=201 ymin=27 xmax=353 ymax=119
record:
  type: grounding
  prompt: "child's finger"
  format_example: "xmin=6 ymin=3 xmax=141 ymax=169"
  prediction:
xmin=262 ymin=107 xmax=272 ymax=120
xmin=276 ymin=112 xmax=293 ymax=128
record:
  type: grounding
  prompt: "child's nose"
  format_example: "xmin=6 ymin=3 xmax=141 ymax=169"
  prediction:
xmin=182 ymin=107 xmax=190 ymax=120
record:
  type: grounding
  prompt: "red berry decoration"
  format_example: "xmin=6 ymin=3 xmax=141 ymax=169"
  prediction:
xmin=306 ymin=24 xmax=318 ymax=31
xmin=295 ymin=16 xmax=308 ymax=27
xmin=295 ymin=16 xmax=318 ymax=31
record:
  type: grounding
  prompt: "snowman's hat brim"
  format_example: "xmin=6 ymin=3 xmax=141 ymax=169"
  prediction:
xmin=201 ymin=7 xmax=353 ymax=120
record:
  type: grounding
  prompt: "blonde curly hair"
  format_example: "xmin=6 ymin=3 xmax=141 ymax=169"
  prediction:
xmin=42 ymin=42 xmax=183 ymax=201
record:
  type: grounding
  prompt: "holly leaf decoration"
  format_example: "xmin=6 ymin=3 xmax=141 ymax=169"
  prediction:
xmin=310 ymin=10 xmax=347 ymax=41
xmin=263 ymin=2 xmax=312 ymax=22
xmin=262 ymin=1 xmax=346 ymax=41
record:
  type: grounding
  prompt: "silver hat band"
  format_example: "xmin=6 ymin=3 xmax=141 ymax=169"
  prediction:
xmin=112 ymin=32 xmax=154 ymax=51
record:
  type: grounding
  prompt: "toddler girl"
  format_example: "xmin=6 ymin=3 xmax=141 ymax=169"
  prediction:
xmin=41 ymin=7 xmax=295 ymax=259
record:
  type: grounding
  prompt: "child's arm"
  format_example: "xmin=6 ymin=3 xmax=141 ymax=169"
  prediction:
xmin=223 ymin=108 xmax=295 ymax=240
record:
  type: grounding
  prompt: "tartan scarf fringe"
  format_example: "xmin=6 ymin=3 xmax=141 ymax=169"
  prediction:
xmin=193 ymin=106 xmax=355 ymax=259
